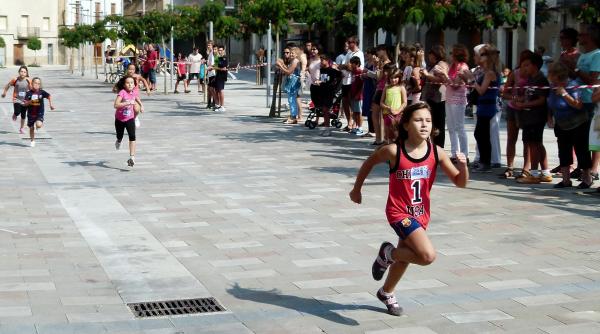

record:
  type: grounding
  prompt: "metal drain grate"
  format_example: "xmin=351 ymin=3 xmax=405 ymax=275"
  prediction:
xmin=128 ymin=297 xmax=226 ymax=318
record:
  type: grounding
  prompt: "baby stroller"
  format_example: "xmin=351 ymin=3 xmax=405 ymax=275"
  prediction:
xmin=304 ymin=87 xmax=343 ymax=129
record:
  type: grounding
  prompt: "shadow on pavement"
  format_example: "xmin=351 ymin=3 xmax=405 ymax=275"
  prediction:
xmin=0 ymin=141 xmax=29 ymax=147
xmin=227 ymin=283 xmax=384 ymax=326
xmin=63 ymin=160 xmax=130 ymax=172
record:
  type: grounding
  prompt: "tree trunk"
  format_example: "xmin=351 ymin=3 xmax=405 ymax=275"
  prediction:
xmin=94 ymin=45 xmax=99 ymax=79
xmin=80 ymin=44 xmax=84 ymax=76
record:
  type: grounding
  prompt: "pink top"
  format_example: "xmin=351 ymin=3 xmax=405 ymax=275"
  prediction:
xmin=376 ymin=75 xmax=387 ymax=91
xmin=508 ymin=68 xmax=527 ymax=110
xmin=445 ymin=62 xmax=468 ymax=105
xmin=115 ymin=89 xmax=136 ymax=122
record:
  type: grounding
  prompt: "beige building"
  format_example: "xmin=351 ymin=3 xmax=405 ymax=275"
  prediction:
xmin=0 ymin=0 xmax=61 ymax=66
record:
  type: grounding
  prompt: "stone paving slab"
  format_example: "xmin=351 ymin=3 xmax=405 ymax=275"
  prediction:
xmin=0 ymin=66 xmax=599 ymax=333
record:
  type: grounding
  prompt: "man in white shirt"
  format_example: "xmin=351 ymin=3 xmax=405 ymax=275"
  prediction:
xmin=336 ymin=42 xmax=349 ymax=65
xmin=186 ymin=47 xmax=203 ymax=93
xmin=334 ymin=36 xmax=364 ymax=131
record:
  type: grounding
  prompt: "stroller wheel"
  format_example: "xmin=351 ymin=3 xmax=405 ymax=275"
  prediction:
xmin=335 ymin=120 xmax=343 ymax=128
xmin=304 ymin=120 xmax=310 ymax=127
xmin=330 ymin=119 xmax=336 ymax=127
xmin=308 ymin=121 xmax=317 ymax=129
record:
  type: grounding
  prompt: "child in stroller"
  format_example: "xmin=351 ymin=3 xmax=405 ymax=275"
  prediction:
xmin=305 ymin=54 xmax=343 ymax=131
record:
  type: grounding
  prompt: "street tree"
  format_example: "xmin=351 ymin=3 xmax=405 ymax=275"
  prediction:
xmin=27 ymin=37 xmax=42 ymax=65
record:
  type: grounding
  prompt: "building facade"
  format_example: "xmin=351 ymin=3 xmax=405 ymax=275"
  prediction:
xmin=0 ymin=0 xmax=61 ymax=66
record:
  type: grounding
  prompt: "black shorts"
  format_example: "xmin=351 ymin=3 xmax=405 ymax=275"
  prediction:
xmin=115 ymin=118 xmax=136 ymax=141
xmin=341 ymin=84 xmax=351 ymax=99
xmin=372 ymin=90 xmax=383 ymax=106
xmin=521 ymin=123 xmax=545 ymax=143
xmin=310 ymin=85 xmax=332 ymax=108
xmin=207 ymin=76 xmax=217 ymax=88
xmin=188 ymin=73 xmax=200 ymax=80
xmin=177 ymin=74 xmax=187 ymax=81
xmin=215 ymin=78 xmax=225 ymax=91
xmin=27 ymin=111 xmax=44 ymax=127
xmin=13 ymin=103 xmax=26 ymax=118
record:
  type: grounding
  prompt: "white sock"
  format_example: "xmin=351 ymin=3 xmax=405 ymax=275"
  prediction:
xmin=531 ymin=170 xmax=540 ymax=177
xmin=542 ymin=169 xmax=551 ymax=176
xmin=378 ymin=287 xmax=393 ymax=297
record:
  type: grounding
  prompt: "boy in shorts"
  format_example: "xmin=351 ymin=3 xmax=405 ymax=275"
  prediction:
xmin=24 ymin=77 xmax=55 ymax=147
xmin=349 ymin=56 xmax=364 ymax=135
xmin=514 ymin=53 xmax=552 ymax=184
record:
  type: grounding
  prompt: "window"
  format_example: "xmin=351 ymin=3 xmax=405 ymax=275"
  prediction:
xmin=0 ymin=16 xmax=7 ymax=31
xmin=111 ymin=3 xmax=116 ymax=15
xmin=43 ymin=17 xmax=50 ymax=31
xmin=75 ymin=1 xmax=81 ymax=24
xmin=95 ymin=2 xmax=101 ymax=22
xmin=20 ymin=15 xmax=29 ymax=28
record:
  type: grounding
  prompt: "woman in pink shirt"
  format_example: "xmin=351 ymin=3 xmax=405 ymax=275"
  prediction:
xmin=114 ymin=75 xmax=144 ymax=167
xmin=445 ymin=44 xmax=470 ymax=163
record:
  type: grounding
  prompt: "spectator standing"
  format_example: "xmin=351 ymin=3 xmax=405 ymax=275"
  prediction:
xmin=420 ymin=45 xmax=449 ymax=148
xmin=445 ymin=44 xmax=470 ymax=163
xmin=576 ymin=24 xmax=600 ymax=180
xmin=186 ymin=47 xmax=204 ymax=93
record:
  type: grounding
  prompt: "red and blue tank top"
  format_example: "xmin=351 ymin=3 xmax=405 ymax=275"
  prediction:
xmin=386 ymin=140 xmax=438 ymax=229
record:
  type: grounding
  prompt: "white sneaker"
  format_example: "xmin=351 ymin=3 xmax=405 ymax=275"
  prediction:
xmin=115 ymin=140 xmax=121 ymax=150
xmin=30 ymin=141 xmax=35 ymax=147
xmin=217 ymin=106 xmax=226 ymax=112
xmin=135 ymin=117 xmax=141 ymax=128
xmin=127 ymin=157 xmax=135 ymax=167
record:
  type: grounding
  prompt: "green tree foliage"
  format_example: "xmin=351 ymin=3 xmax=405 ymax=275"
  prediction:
xmin=236 ymin=0 xmax=288 ymax=35
xmin=0 ymin=36 xmax=5 ymax=48
xmin=27 ymin=37 xmax=42 ymax=65
xmin=571 ymin=1 xmax=600 ymax=24
xmin=289 ymin=0 xmax=333 ymax=37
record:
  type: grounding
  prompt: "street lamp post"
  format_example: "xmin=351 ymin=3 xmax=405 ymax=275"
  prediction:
xmin=267 ymin=21 xmax=271 ymax=108
xmin=527 ymin=0 xmax=535 ymax=51
xmin=357 ymin=0 xmax=363 ymax=47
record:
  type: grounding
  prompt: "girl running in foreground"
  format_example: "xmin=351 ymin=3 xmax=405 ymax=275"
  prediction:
xmin=114 ymin=75 xmax=144 ymax=167
xmin=349 ymin=101 xmax=468 ymax=316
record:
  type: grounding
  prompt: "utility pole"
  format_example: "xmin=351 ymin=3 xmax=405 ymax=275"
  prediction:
xmin=209 ymin=0 xmax=214 ymax=40
xmin=267 ymin=21 xmax=271 ymax=108
xmin=170 ymin=0 xmax=174 ymax=93
xmin=358 ymin=0 xmax=363 ymax=47
xmin=527 ymin=0 xmax=535 ymax=51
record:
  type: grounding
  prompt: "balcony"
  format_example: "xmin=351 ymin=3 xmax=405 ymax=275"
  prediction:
xmin=17 ymin=27 xmax=40 ymax=39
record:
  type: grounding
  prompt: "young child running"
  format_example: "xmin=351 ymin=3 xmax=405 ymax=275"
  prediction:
xmin=113 ymin=64 xmax=151 ymax=128
xmin=380 ymin=68 xmax=407 ymax=143
xmin=114 ymin=75 xmax=144 ymax=167
xmin=349 ymin=101 xmax=468 ymax=316
xmin=2 ymin=66 xmax=32 ymax=134
xmin=23 ymin=77 xmax=55 ymax=147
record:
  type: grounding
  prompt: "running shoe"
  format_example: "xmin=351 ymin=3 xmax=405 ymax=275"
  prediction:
xmin=217 ymin=106 xmax=226 ymax=112
xmin=127 ymin=157 xmax=135 ymax=167
xmin=185 ymin=90 xmax=191 ymax=93
xmin=30 ymin=141 xmax=35 ymax=147
xmin=19 ymin=127 xmax=24 ymax=134
xmin=372 ymin=242 xmax=394 ymax=281
xmin=135 ymin=117 xmax=141 ymax=128
xmin=173 ymin=90 xmax=179 ymax=94
xmin=376 ymin=288 xmax=403 ymax=316
xmin=355 ymin=128 xmax=365 ymax=136
xmin=115 ymin=140 xmax=121 ymax=150
xmin=205 ymin=103 xmax=213 ymax=109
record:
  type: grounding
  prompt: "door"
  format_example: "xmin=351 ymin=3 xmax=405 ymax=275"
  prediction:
xmin=14 ymin=44 xmax=24 ymax=65
xmin=48 ymin=44 xmax=54 ymax=65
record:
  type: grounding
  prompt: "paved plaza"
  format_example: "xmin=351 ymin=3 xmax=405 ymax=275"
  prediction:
xmin=0 ymin=66 xmax=599 ymax=334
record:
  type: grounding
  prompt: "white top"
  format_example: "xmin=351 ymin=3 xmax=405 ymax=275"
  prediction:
xmin=307 ymin=58 xmax=321 ymax=85
xmin=207 ymin=51 xmax=216 ymax=77
xmin=342 ymin=49 xmax=364 ymax=85
xmin=335 ymin=53 xmax=346 ymax=65
xmin=403 ymin=66 xmax=413 ymax=83
xmin=188 ymin=53 xmax=203 ymax=74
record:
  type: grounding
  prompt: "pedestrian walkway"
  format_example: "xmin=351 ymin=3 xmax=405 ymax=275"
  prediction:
xmin=0 ymin=66 xmax=598 ymax=334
